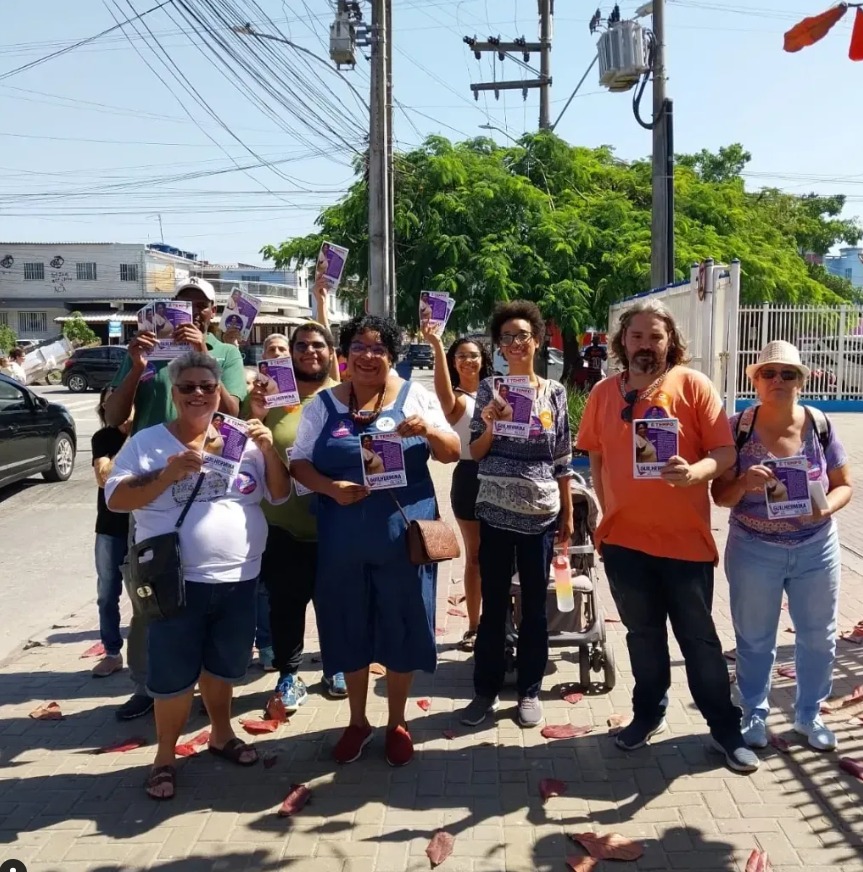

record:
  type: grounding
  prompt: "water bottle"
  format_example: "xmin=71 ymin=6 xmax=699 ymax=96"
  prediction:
xmin=553 ymin=550 xmax=574 ymax=613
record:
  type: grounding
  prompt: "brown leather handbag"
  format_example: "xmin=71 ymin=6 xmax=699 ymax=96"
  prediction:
xmin=390 ymin=494 xmax=461 ymax=565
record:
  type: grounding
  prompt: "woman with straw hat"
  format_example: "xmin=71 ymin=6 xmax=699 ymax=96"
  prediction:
xmin=713 ymin=340 xmax=853 ymax=752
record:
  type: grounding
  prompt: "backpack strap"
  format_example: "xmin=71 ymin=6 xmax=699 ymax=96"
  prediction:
xmin=733 ymin=404 xmax=759 ymax=474
xmin=803 ymin=405 xmax=831 ymax=453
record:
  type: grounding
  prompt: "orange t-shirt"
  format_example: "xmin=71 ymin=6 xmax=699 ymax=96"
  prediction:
xmin=575 ymin=366 xmax=733 ymax=564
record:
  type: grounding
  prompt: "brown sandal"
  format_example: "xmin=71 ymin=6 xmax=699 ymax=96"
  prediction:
xmin=208 ymin=737 xmax=259 ymax=767
xmin=459 ymin=630 xmax=477 ymax=652
xmin=145 ymin=765 xmax=176 ymax=801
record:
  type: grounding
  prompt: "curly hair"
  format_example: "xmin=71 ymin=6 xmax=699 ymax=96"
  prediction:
xmin=489 ymin=300 xmax=546 ymax=347
xmin=445 ymin=337 xmax=494 ymax=389
xmin=339 ymin=314 xmax=401 ymax=362
xmin=610 ymin=298 xmax=691 ymax=369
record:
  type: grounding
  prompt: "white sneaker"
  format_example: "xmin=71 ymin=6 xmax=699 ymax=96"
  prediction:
xmin=793 ymin=717 xmax=837 ymax=751
xmin=742 ymin=715 xmax=768 ymax=749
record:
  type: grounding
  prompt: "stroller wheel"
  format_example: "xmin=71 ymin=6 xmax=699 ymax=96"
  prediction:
xmin=578 ymin=645 xmax=592 ymax=689
xmin=602 ymin=644 xmax=617 ymax=691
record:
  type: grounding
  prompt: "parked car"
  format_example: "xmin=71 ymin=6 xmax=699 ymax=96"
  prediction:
xmin=406 ymin=343 xmax=434 ymax=370
xmin=0 ymin=374 xmax=77 ymax=488
xmin=62 ymin=345 xmax=126 ymax=393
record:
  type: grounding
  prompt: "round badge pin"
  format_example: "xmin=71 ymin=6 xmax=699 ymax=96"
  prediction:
xmin=539 ymin=409 xmax=554 ymax=430
xmin=376 ymin=416 xmax=396 ymax=432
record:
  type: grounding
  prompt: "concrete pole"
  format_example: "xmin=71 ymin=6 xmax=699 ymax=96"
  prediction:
xmin=650 ymin=0 xmax=669 ymax=289
xmin=539 ymin=0 xmax=552 ymax=129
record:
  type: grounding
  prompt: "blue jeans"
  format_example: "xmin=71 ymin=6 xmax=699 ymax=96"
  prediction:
xmin=726 ymin=522 xmax=841 ymax=724
xmin=95 ymin=533 xmax=128 ymax=657
xmin=255 ymin=578 xmax=272 ymax=650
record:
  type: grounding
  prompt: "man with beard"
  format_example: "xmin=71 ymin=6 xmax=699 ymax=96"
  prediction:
xmin=576 ymin=299 xmax=758 ymax=774
xmin=104 ymin=277 xmax=247 ymax=720
xmin=245 ymin=322 xmax=345 ymax=711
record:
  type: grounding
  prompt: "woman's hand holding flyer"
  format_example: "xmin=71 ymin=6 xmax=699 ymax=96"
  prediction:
xmin=360 ymin=433 xmax=407 ymax=490
xmin=763 ymin=457 xmax=812 ymax=519
xmin=260 ymin=358 xmax=300 ymax=408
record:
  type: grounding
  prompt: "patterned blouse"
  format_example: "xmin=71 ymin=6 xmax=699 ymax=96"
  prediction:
xmin=470 ymin=377 xmax=573 ymax=535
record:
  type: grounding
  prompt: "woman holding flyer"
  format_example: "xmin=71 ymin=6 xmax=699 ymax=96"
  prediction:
xmin=105 ymin=350 xmax=291 ymax=800
xmin=461 ymin=301 xmax=574 ymax=730
xmin=713 ymin=341 xmax=853 ymax=752
xmin=423 ymin=325 xmax=495 ymax=651
xmin=290 ymin=314 xmax=459 ymax=767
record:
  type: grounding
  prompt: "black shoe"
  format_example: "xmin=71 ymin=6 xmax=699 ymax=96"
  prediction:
xmin=116 ymin=693 xmax=154 ymax=721
xmin=614 ymin=716 xmax=667 ymax=751
xmin=709 ymin=732 xmax=760 ymax=773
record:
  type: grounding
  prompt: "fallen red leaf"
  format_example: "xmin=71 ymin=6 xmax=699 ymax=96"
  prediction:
xmin=425 ymin=830 xmax=455 ymax=868
xmin=541 ymin=724 xmax=593 ymax=740
xmin=745 ymin=848 xmax=773 ymax=872
xmin=369 ymin=663 xmax=386 ymax=675
xmin=784 ymin=4 xmax=848 ymax=53
xmin=278 ymin=783 xmax=311 ymax=816
xmin=29 ymin=701 xmax=62 ymax=720
xmin=189 ymin=729 xmax=210 ymax=746
xmin=95 ymin=736 xmax=146 ymax=754
xmin=723 ymin=650 xmax=737 ymax=661
xmin=839 ymin=757 xmax=863 ymax=781
xmin=570 ymin=833 xmax=644 ymax=861
xmin=239 ymin=718 xmax=280 ymax=735
xmin=442 ymin=729 xmax=455 ymax=740
xmin=768 ymin=734 xmax=791 ymax=754
xmin=262 ymin=752 xmax=278 ymax=769
xmin=447 ymin=608 xmax=467 ymax=618
xmin=776 ymin=665 xmax=797 ymax=680
xmin=174 ymin=730 xmax=209 ymax=757
xmin=446 ymin=594 xmax=466 ymax=606
xmin=265 ymin=694 xmax=288 ymax=724
xmin=80 ymin=643 xmax=106 ymax=659
xmin=561 ymin=689 xmax=584 ymax=705
xmin=566 ymin=857 xmax=598 ymax=872
xmin=539 ymin=777 xmax=566 ymax=803
xmin=416 ymin=698 xmax=431 ymax=712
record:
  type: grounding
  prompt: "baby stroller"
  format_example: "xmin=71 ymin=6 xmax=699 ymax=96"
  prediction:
xmin=505 ymin=473 xmax=617 ymax=690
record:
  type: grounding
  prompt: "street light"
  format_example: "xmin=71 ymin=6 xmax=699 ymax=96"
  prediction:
xmin=478 ymin=123 xmax=519 ymax=143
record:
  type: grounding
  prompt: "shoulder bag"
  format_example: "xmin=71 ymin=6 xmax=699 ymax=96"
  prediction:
xmin=390 ymin=492 xmax=461 ymax=565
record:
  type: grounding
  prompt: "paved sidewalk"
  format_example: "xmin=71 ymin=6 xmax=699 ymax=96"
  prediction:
xmin=2 ymin=417 xmax=863 ymax=871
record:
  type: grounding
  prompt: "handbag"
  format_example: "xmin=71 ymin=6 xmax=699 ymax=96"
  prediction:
xmin=127 ymin=472 xmax=204 ymax=621
xmin=390 ymin=492 xmax=461 ymax=565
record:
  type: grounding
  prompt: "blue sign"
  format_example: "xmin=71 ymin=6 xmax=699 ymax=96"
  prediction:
xmin=108 ymin=321 xmax=122 ymax=338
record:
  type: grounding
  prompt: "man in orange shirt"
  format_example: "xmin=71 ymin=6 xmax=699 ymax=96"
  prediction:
xmin=577 ymin=299 xmax=758 ymax=773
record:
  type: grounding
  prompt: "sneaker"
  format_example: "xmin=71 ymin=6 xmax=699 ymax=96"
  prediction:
xmin=333 ymin=723 xmax=373 ymax=764
xmin=709 ymin=733 xmax=761 ymax=773
xmin=91 ymin=653 xmax=123 ymax=678
xmin=258 ymin=646 xmax=276 ymax=672
xmin=517 ymin=696 xmax=544 ymax=728
xmin=742 ymin=715 xmax=768 ymax=749
xmin=275 ymin=674 xmax=308 ymax=714
xmin=615 ymin=717 xmax=668 ymax=751
xmin=793 ymin=717 xmax=837 ymax=751
xmin=385 ymin=725 xmax=414 ymax=767
xmin=115 ymin=693 xmax=153 ymax=721
xmin=460 ymin=695 xmax=500 ymax=726
xmin=322 ymin=672 xmax=348 ymax=699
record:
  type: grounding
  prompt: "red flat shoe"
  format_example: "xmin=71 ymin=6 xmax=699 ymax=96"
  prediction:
xmin=385 ymin=725 xmax=414 ymax=767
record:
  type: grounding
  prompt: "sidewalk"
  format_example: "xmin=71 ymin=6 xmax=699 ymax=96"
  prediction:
xmin=2 ymin=417 xmax=863 ymax=871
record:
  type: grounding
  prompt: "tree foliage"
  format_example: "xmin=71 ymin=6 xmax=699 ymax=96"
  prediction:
xmin=262 ymin=133 xmax=861 ymax=345
xmin=0 ymin=324 xmax=17 ymax=354
xmin=62 ymin=312 xmax=98 ymax=347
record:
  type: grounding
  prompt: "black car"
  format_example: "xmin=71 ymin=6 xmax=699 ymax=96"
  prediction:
xmin=62 ymin=345 xmax=127 ymax=393
xmin=0 ymin=374 xmax=77 ymax=488
xmin=406 ymin=343 xmax=434 ymax=369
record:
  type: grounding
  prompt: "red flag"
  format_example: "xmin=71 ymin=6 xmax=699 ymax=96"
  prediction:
xmin=783 ymin=4 xmax=848 ymax=53
xmin=850 ymin=8 xmax=863 ymax=60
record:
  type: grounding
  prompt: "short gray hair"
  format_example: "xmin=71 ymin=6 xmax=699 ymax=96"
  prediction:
xmin=167 ymin=350 xmax=222 ymax=385
xmin=263 ymin=333 xmax=289 ymax=352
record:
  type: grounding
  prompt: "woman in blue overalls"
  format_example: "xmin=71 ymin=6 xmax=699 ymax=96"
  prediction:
xmin=290 ymin=314 xmax=460 ymax=767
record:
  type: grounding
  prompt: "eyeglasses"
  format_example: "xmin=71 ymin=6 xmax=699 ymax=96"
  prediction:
xmin=620 ymin=389 xmax=638 ymax=423
xmin=294 ymin=340 xmax=328 ymax=353
xmin=175 ymin=382 xmax=218 ymax=395
xmin=455 ymin=352 xmax=481 ymax=362
xmin=499 ymin=331 xmax=533 ymax=347
xmin=349 ymin=341 xmax=389 ymax=358
xmin=758 ymin=368 xmax=799 ymax=382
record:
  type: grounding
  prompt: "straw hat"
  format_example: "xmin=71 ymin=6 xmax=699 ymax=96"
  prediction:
xmin=745 ymin=340 xmax=810 ymax=381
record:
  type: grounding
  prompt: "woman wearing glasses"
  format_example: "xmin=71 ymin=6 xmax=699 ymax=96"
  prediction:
xmin=422 ymin=325 xmax=494 ymax=651
xmin=713 ymin=341 xmax=852 ymax=752
xmin=460 ymin=301 xmax=574 ymax=730
xmin=105 ymin=351 xmax=292 ymax=801
xmin=290 ymin=314 xmax=460 ymax=767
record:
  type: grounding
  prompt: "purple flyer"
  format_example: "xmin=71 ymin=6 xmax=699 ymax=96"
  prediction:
xmin=202 ymin=413 xmax=249 ymax=482
xmin=148 ymin=300 xmax=193 ymax=360
xmin=223 ymin=288 xmax=261 ymax=341
xmin=492 ymin=377 xmax=536 ymax=439
xmin=633 ymin=417 xmax=679 ymax=478
xmin=764 ymin=456 xmax=812 ymax=519
xmin=315 ymin=241 xmax=349 ymax=291
xmin=260 ymin=357 xmax=300 ymax=408
xmin=361 ymin=433 xmax=407 ymax=490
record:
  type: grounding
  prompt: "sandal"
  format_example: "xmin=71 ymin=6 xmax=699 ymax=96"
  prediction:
xmin=208 ymin=737 xmax=259 ymax=767
xmin=145 ymin=765 xmax=176 ymax=801
xmin=459 ymin=630 xmax=477 ymax=652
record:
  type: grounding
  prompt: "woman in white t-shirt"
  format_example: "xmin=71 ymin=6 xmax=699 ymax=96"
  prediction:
xmin=105 ymin=351 xmax=291 ymax=801
xmin=423 ymin=326 xmax=494 ymax=651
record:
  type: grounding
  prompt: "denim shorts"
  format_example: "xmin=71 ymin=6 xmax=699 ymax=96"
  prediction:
xmin=146 ymin=578 xmax=258 ymax=698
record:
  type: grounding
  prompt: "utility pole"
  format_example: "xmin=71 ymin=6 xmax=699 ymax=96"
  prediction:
xmin=538 ymin=0 xmax=552 ymax=129
xmin=650 ymin=0 xmax=672 ymax=289
xmin=385 ymin=0 xmax=396 ymax=319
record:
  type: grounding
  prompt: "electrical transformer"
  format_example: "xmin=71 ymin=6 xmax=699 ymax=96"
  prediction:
xmin=329 ymin=13 xmax=357 ymax=69
xmin=597 ymin=20 xmax=649 ymax=92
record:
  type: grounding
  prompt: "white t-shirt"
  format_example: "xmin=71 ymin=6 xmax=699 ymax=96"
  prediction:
xmin=291 ymin=381 xmax=453 ymax=463
xmin=105 ymin=424 xmax=286 ymax=584
xmin=1 ymin=361 xmax=25 ymax=383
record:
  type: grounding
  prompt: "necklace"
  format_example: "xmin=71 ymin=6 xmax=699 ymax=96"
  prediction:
xmin=619 ymin=368 xmax=669 ymax=402
xmin=348 ymin=384 xmax=386 ymax=427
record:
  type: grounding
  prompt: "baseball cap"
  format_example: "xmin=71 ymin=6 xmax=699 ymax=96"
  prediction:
xmin=174 ymin=276 xmax=216 ymax=303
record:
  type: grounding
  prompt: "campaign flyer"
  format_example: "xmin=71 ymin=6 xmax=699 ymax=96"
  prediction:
xmin=360 ymin=433 xmax=407 ymax=490
xmin=222 ymin=287 xmax=261 ymax=341
xmin=284 ymin=446 xmax=311 ymax=497
xmin=202 ymin=413 xmax=249 ymax=483
xmin=147 ymin=300 xmax=194 ymax=360
xmin=419 ymin=291 xmax=452 ymax=334
xmin=260 ymin=357 xmax=300 ymax=408
xmin=633 ymin=417 xmax=679 ymax=478
xmin=492 ymin=376 xmax=536 ymax=439
xmin=764 ymin=456 xmax=812 ymax=519
xmin=137 ymin=304 xmax=155 ymax=333
xmin=315 ymin=241 xmax=349 ymax=291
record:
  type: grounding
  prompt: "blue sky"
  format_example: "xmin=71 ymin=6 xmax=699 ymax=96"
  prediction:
xmin=0 ymin=0 xmax=860 ymax=266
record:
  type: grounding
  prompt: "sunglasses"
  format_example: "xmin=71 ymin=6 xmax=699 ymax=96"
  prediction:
xmin=294 ymin=340 xmax=328 ymax=353
xmin=758 ymin=369 xmax=799 ymax=382
xmin=499 ymin=331 xmax=533 ymax=347
xmin=176 ymin=382 xmax=218 ymax=395
xmin=620 ymin=389 xmax=638 ymax=423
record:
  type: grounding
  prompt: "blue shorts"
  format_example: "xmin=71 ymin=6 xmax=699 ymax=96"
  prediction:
xmin=146 ymin=578 xmax=257 ymax=699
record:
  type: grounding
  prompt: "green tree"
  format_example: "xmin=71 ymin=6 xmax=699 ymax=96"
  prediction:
xmin=62 ymin=312 xmax=98 ymax=347
xmin=0 ymin=324 xmax=17 ymax=354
